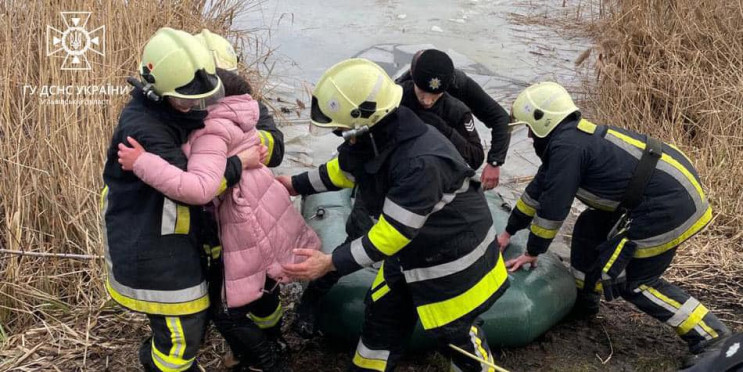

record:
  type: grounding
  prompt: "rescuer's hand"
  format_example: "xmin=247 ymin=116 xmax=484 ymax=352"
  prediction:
xmin=283 ymin=249 xmax=335 ymax=280
xmin=505 ymin=253 xmax=538 ymax=272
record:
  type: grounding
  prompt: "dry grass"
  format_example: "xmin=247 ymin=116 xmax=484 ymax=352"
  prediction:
xmin=584 ymin=0 xmax=743 ymax=324
xmin=0 ymin=0 xmax=257 ymax=369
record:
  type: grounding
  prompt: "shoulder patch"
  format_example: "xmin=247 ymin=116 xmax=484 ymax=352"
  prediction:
xmin=464 ymin=118 xmax=476 ymax=132
xmin=577 ymin=119 xmax=597 ymax=134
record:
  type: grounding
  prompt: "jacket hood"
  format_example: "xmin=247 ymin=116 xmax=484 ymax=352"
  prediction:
xmin=206 ymin=94 xmax=260 ymax=132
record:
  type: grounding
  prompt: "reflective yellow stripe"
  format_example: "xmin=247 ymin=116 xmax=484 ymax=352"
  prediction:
xmin=166 ymin=317 xmax=186 ymax=360
xmin=668 ymin=143 xmax=694 ymax=165
xmin=210 ymin=245 xmax=222 ymax=260
xmin=152 ymin=338 xmax=194 ymax=372
xmin=530 ymin=224 xmax=558 ymax=239
xmin=174 ymin=205 xmax=190 ymax=234
xmin=603 ymin=238 xmax=629 ymax=273
xmin=515 ymin=199 xmax=536 ymax=217
xmin=699 ymin=320 xmax=719 ymax=339
xmin=639 ymin=284 xmax=681 ymax=309
xmin=106 ymin=279 xmax=209 ymax=315
xmin=216 ymin=178 xmax=228 ymax=196
xmin=259 ymin=130 xmax=275 ymax=166
xmin=371 ymin=263 xmax=385 ymax=290
xmin=634 ymin=206 xmax=712 ymax=258
xmin=575 ymin=279 xmax=584 ymax=289
xmin=417 ymin=253 xmax=508 ymax=330
xmin=577 ymin=119 xmax=597 ymax=134
xmin=470 ymin=326 xmax=493 ymax=371
xmin=677 ymin=304 xmax=709 ymax=336
xmin=371 ymin=285 xmax=390 ymax=302
xmin=326 ymin=158 xmax=355 ymax=189
xmin=249 ymin=304 xmax=283 ymax=329
xmin=367 ymin=215 xmax=411 ymax=256
xmin=100 ymin=186 xmax=109 ymax=212
xmin=353 ymin=351 xmax=387 ymax=371
xmin=608 ymin=130 xmax=705 ymax=199
xmin=575 ymin=279 xmax=603 ymax=293
xmin=607 ymin=130 xmax=711 ymax=258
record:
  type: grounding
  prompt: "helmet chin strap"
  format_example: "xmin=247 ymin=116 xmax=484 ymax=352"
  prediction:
xmin=127 ymin=77 xmax=161 ymax=103
xmin=341 ymin=125 xmax=379 ymax=157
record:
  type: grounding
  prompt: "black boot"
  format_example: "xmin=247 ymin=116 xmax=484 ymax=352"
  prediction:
xmin=237 ymin=339 xmax=292 ymax=372
xmin=682 ymin=331 xmax=735 ymax=369
xmin=566 ymin=291 xmax=600 ymax=321
xmin=291 ymin=272 xmax=341 ymax=338
xmin=139 ymin=337 xmax=158 ymax=372
xmin=291 ymin=297 xmax=319 ymax=339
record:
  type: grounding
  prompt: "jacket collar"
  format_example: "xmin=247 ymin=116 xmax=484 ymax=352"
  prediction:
xmin=363 ymin=106 xmax=428 ymax=173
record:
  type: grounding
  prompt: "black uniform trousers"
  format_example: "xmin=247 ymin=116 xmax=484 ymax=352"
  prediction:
xmin=570 ymin=209 xmax=729 ymax=352
xmin=350 ymin=258 xmax=495 ymax=372
xmin=208 ymin=254 xmax=284 ymax=367
xmin=140 ymin=311 xmax=208 ymax=372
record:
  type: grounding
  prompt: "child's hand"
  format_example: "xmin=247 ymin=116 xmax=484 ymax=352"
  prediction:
xmin=259 ymin=145 xmax=269 ymax=165
xmin=237 ymin=147 xmax=262 ymax=169
xmin=118 ymin=136 xmax=145 ymax=171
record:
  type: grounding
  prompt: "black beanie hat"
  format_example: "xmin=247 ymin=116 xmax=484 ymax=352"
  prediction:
xmin=412 ymin=49 xmax=454 ymax=94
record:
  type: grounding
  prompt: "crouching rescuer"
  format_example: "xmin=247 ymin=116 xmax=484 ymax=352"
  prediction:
xmin=276 ymin=58 xmax=509 ymax=371
xmin=498 ymin=82 xmax=730 ymax=359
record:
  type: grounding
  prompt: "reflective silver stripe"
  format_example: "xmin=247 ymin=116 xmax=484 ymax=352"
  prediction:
xmin=383 ymin=198 xmax=426 ymax=229
xmin=151 ymin=342 xmax=189 ymax=371
xmin=161 ymin=198 xmax=177 ymax=235
xmin=350 ymin=237 xmax=375 ymax=267
xmin=576 ymin=188 xmax=620 ymax=211
xmin=403 ymin=229 xmax=494 ymax=283
xmin=667 ymin=298 xmax=700 ymax=327
xmin=521 ymin=192 xmax=540 ymax=209
xmin=638 ymin=288 xmax=678 ymax=314
xmin=343 ymin=170 xmax=356 ymax=182
xmin=108 ymin=272 xmax=208 ymax=304
xmin=258 ymin=130 xmax=268 ymax=145
xmin=432 ymin=178 xmax=470 ymax=213
xmin=533 ymin=215 xmax=563 ymax=230
xmin=307 ymin=169 xmax=327 ymax=193
xmin=571 ymin=267 xmax=586 ymax=281
xmin=695 ymin=325 xmax=714 ymax=340
xmin=605 ymin=132 xmax=708 ymax=249
xmin=102 ymin=189 xmax=208 ymax=305
xmin=167 ymin=317 xmax=185 ymax=359
xmin=356 ymin=339 xmax=390 ymax=363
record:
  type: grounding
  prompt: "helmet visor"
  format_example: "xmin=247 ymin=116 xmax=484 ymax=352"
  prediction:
xmin=308 ymin=121 xmax=335 ymax=136
xmin=174 ymin=69 xmax=221 ymax=98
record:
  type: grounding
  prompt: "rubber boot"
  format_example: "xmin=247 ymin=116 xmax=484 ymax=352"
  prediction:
xmin=682 ymin=329 xmax=734 ymax=368
xmin=236 ymin=338 xmax=292 ymax=372
xmin=566 ymin=291 xmax=600 ymax=321
xmin=291 ymin=272 xmax=341 ymax=338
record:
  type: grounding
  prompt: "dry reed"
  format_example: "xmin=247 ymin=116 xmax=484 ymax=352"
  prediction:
xmin=0 ymin=1 xmax=256 ymax=369
xmin=586 ymin=0 xmax=743 ymax=323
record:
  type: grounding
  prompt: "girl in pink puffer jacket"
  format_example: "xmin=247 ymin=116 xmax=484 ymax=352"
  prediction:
xmin=118 ymin=72 xmax=321 ymax=309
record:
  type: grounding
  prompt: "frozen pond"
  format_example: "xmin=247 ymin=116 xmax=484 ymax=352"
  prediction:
xmin=236 ymin=0 xmax=593 ymax=254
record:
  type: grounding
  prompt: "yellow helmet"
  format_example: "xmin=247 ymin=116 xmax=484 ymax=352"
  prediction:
xmin=511 ymin=82 xmax=579 ymax=138
xmin=139 ymin=27 xmax=221 ymax=102
xmin=311 ymin=58 xmax=402 ymax=130
xmin=193 ymin=29 xmax=239 ymax=71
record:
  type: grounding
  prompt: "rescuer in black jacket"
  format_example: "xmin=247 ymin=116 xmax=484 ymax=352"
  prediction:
xmin=398 ymin=49 xmax=484 ymax=169
xmin=277 ymin=58 xmax=509 ymax=372
xmin=498 ymin=82 xmax=730 ymax=361
xmin=396 ymin=49 xmax=511 ymax=190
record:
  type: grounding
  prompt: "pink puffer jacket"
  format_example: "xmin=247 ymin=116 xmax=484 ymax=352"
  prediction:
xmin=133 ymin=94 xmax=321 ymax=308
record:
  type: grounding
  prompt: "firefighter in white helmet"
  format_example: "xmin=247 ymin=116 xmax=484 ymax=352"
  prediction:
xmin=278 ymin=58 xmax=509 ymax=371
xmin=500 ymin=82 xmax=730 ymax=367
